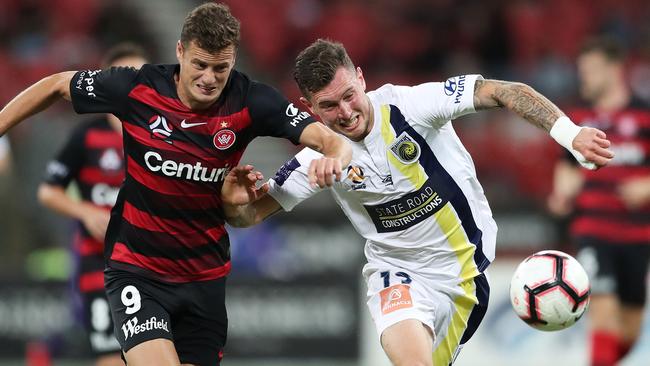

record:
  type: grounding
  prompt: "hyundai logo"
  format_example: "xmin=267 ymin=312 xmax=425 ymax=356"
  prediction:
xmin=444 ymin=78 xmax=457 ymax=96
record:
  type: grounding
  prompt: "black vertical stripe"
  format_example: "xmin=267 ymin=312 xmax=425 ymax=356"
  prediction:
xmin=388 ymin=105 xmax=490 ymax=271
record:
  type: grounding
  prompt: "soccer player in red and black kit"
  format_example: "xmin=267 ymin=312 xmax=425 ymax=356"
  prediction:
xmin=549 ymin=38 xmax=650 ymax=366
xmin=37 ymin=43 xmax=148 ymax=366
xmin=0 ymin=3 xmax=351 ymax=366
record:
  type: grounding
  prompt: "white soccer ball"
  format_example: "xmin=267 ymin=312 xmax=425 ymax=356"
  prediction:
xmin=509 ymin=250 xmax=590 ymax=331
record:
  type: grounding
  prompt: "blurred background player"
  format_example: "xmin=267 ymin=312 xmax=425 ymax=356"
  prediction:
xmin=548 ymin=37 xmax=650 ymax=366
xmin=222 ymin=38 xmax=613 ymax=366
xmin=37 ymin=42 xmax=148 ymax=366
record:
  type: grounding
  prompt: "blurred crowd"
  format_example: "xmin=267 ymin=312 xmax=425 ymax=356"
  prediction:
xmin=0 ymin=0 xmax=649 ymax=274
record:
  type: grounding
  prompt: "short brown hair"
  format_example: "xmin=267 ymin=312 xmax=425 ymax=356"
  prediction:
xmin=579 ymin=36 xmax=626 ymax=63
xmin=293 ymin=39 xmax=355 ymax=99
xmin=180 ymin=2 xmax=240 ymax=53
xmin=101 ymin=42 xmax=148 ymax=68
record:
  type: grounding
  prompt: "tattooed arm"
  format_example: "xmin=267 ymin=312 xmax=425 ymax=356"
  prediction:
xmin=472 ymin=79 xmax=564 ymax=131
xmin=472 ymin=79 xmax=614 ymax=168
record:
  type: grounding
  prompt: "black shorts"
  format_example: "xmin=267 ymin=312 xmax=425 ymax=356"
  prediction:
xmin=576 ymin=239 xmax=650 ymax=305
xmin=105 ymin=269 xmax=227 ymax=365
xmin=81 ymin=290 xmax=121 ymax=356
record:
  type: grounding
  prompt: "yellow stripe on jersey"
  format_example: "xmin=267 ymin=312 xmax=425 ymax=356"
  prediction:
xmin=379 ymin=105 xmax=427 ymax=189
xmin=434 ymin=203 xmax=480 ymax=281
xmin=432 ymin=277 xmax=478 ymax=366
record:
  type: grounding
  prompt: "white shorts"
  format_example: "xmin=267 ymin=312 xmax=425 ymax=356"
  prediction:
xmin=365 ymin=265 xmax=489 ymax=365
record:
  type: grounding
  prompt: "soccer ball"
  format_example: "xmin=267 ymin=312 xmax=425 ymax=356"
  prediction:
xmin=509 ymin=250 xmax=590 ymax=331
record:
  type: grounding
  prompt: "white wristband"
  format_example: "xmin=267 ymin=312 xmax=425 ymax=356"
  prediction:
xmin=550 ymin=116 xmax=596 ymax=170
xmin=549 ymin=116 xmax=581 ymax=150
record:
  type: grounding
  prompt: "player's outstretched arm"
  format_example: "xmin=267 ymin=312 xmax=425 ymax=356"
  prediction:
xmin=472 ymin=79 xmax=614 ymax=169
xmin=0 ymin=71 xmax=75 ymax=136
xmin=298 ymin=122 xmax=352 ymax=188
xmin=221 ymin=165 xmax=283 ymax=227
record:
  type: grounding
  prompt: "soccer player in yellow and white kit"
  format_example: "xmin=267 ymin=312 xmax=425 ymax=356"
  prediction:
xmin=222 ymin=39 xmax=614 ymax=366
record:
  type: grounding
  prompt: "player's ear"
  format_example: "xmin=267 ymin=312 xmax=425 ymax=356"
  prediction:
xmin=299 ymin=96 xmax=314 ymax=114
xmin=356 ymin=67 xmax=366 ymax=91
xmin=176 ymin=41 xmax=184 ymax=62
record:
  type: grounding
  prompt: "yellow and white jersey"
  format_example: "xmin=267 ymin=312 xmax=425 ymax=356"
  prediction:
xmin=268 ymin=75 xmax=496 ymax=284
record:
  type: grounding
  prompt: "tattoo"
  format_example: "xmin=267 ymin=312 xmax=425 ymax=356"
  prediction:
xmin=474 ymin=79 xmax=563 ymax=132
xmin=494 ymin=81 xmax=562 ymax=131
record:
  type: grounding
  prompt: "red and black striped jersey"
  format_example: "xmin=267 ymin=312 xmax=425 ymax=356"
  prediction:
xmin=568 ymin=99 xmax=650 ymax=245
xmin=43 ymin=117 xmax=123 ymax=292
xmin=69 ymin=64 xmax=315 ymax=282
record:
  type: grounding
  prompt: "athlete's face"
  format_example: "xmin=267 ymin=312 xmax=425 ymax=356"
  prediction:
xmin=577 ymin=51 xmax=621 ymax=103
xmin=301 ymin=66 xmax=373 ymax=142
xmin=106 ymin=55 xmax=148 ymax=133
xmin=176 ymin=40 xmax=236 ymax=110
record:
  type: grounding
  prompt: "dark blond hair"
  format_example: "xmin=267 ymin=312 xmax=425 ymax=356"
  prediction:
xmin=294 ymin=39 xmax=355 ymax=99
xmin=180 ymin=2 xmax=240 ymax=53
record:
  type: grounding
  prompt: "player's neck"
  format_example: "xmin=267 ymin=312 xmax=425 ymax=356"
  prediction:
xmin=594 ymin=82 xmax=630 ymax=113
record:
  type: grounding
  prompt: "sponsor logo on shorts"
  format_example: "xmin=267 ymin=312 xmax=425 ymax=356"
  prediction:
xmin=380 ymin=284 xmax=413 ymax=315
xmin=121 ymin=316 xmax=169 ymax=340
xmin=213 ymin=129 xmax=236 ymax=150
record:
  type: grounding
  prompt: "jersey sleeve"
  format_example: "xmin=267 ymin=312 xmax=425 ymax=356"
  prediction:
xmin=267 ymin=148 xmax=324 ymax=211
xmin=69 ymin=67 xmax=139 ymax=116
xmin=391 ymin=74 xmax=483 ymax=129
xmin=43 ymin=124 xmax=86 ymax=187
xmin=247 ymin=82 xmax=317 ymax=145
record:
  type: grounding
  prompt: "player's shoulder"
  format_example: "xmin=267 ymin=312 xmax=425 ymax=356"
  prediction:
xmin=245 ymin=72 xmax=283 ymax=98
xmin=136 ymin=63 xmax=176 ymax=85
xmin=368 ymin=83 xmax=402 ymax=103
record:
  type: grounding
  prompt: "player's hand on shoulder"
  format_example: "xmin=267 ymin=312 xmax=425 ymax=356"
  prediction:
xmin=572 ymin=127 xmax=614 ymax=169
xmin=221 ymin=165 xmax=268 ymax=206
xmin=308 ymin=156 xmax=343 ymax=188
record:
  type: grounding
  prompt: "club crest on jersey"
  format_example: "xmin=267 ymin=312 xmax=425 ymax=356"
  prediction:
xmin=389 ymin=132 xmax=420 ymax=164
xmin=213 ymin=129 xmax=236 ymax=150
xmin=346 ymin=165 xmax=366 ymax=190
xmin=148 ymin=115 xmax=173 ymax=144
